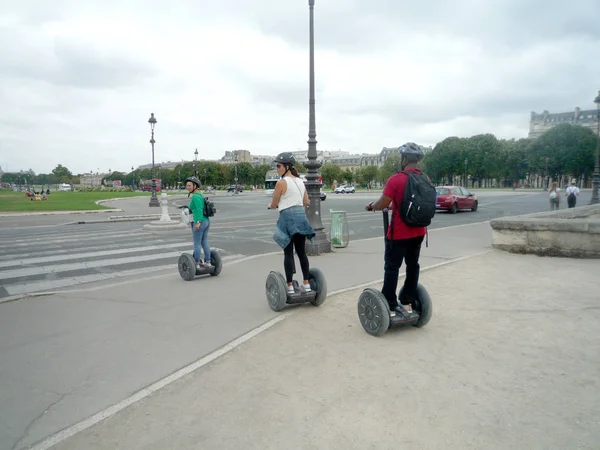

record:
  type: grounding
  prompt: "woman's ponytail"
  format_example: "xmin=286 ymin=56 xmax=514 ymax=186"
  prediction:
xmin=290 ymin=166 xmax=300 ymax=177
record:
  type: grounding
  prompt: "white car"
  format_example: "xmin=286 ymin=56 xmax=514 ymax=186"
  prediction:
xmin=334 ymin=185 xmax=355 ymax=194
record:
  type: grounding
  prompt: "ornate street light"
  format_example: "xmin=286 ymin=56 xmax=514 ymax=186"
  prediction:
xmin=194 ymin=148 xmax=199 ymax=177
xmin=148 ymin=113 xmax=159 ymax=207
xmin=304 ymin=0 xmax=331 ymax=255
xmin=590 ymin=90 xmax=600 ymax=205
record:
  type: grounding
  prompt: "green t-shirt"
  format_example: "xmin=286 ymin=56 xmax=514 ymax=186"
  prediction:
xmin=189 ymin=192 xmax=208 ymax=222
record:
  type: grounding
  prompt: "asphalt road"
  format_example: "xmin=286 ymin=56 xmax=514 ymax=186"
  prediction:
xmin=0 ymin=189 xmax=592 ymax=300
xmin=0 ymin=189 xmax=593 ymax=450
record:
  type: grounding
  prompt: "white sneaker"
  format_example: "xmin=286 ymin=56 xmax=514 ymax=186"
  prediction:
xmin=287 ymin=285 xmax=294 ymax=294
xmin=303 ymin=283 xmax=312 ymax=292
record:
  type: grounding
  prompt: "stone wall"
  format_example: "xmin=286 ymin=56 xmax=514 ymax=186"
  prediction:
xmin=491 ymin=205 xmax=600 ymax=258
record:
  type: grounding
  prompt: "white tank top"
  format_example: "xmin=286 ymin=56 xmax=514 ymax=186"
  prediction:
xmin=278 ymin=177 xmax=305 ymax=211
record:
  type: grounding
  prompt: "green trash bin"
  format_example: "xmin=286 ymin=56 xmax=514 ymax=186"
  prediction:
xmin=329 ymin=209 xmax=349 ymax=248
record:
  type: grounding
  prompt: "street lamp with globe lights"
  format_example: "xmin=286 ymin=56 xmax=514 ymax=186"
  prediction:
xmin=194 ymin=148 xmax=199 ymax=177
xmin=148 ymin=113 xmax=159 ymax=207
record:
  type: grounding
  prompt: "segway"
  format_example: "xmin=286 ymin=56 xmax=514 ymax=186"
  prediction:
xmin=357 ymin=208 xmax=432 ymax=336
xmin=265 ymin=268 xmax=327 ymax=312
xmin=178 ymin=250 xmax=222 ymax=280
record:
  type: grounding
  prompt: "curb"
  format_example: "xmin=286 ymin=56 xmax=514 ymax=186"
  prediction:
xmin=0 ymin=209 xmax=123 ymax=217
xmin=65 ymin=214 xmax=182 ymax=225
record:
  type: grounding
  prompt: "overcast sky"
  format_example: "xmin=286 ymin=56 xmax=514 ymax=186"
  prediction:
xmin=1 ymin=0 xmax=599 ymax=175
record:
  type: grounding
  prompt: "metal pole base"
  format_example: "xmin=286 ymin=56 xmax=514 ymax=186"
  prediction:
xmin=306 ymin=228 xmax=331 ymax=256
xmin=589 ymin=176 xmax=599 ymax=205
xmin=149 ymin=194 xmax=160 ymax=207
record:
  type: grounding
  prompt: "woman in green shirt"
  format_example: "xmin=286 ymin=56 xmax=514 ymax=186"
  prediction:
xmin=185 ymin=176 xmax=212 ymax=269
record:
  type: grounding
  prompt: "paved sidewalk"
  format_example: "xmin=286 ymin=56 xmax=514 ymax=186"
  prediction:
xmin=1 ymin=223 xmax=492 ymax=449
xmin=51 ymin=250 xmax=600 ymax=450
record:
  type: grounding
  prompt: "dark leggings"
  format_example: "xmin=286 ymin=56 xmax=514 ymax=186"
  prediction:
xmin=284 ymin=234 xmax=310 ymax=283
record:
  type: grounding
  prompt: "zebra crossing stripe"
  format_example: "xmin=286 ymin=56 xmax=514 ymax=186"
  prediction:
xmin=0 ymin=242 xmax=193 ymax=268
xmin=0 ymin=251 xmax=193 ymax=280
xmin=2 ymin=254 xmax=246 ymax=296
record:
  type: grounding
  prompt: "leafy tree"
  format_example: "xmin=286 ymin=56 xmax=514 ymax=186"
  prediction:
xmin=529 ymin=123 xmax=596 ymax=183
xmin=52 ymin=164 xmax=73 ymax=183
xmin=320 ymin=164 xmax=341 ymax=186
xmin=342 ymin=169 xmax=354 ymax=184
xmin=379 ymin=154 xmax=402 ymax=182
xmin=362 ymin=165 xmax=379 ymax=186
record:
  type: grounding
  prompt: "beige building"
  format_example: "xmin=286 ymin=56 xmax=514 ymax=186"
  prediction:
xmin=529 ymin=107 xmax=599 ymax=138
xmin=221 ymin=150 xmax=252 ymax=164
xmin=80 ymin=173 xmax=104 ymax=186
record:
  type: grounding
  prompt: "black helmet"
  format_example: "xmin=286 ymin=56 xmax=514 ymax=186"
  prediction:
xmin=273 ymin=152 xmax=296 ymax=166
xmin=184 ymin=176 xmax=201 ymax=188
xmin=398 ymin=142 xmax=424 ymax=156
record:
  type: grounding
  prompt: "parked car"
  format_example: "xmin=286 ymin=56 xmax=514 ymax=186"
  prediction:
xmin=435 ymin=186 xmax=478 ymax=213
xmin=226 ymin=185 xmax=243 ymax=193
xmin=334 ymin=185 xmax=355 ymax=194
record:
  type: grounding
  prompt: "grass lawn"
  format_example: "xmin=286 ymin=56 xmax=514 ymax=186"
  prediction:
xmin=0 ymin=191 xmax=150 ymax=212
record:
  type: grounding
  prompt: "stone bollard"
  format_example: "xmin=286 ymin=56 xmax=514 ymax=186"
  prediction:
xmin=142 ymin=192 xmax=187 ymax=231
xmin=159 ymin=193 xmax=172 ymax=222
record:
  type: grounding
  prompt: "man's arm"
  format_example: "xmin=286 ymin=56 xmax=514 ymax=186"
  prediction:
xmin=366 ymin=176 xmax=398 ymax=211
xmin=366 ymin=194 xmax=393 ymax=211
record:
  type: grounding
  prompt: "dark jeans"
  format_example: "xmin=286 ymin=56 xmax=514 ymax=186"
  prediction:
xmin=381 ymin=236 xmax=424 ymax=309
xmin=567 ymin=194 xmax=577 ymax=208
xmin=284 ymin=233 xmax=310 ymax=283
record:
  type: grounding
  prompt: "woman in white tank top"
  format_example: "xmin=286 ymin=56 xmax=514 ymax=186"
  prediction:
xmin=268 ymin=152 xmax=316 ymax=294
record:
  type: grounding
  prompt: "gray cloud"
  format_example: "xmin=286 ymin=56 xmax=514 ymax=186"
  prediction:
xmin=0 ymin=25 xmax=156 ymax=89
xmin=1 ymin=0 xmax=599 ymax=174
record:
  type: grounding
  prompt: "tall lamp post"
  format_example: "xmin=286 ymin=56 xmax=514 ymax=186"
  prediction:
xmin=544 ymin=157 xmax=549 ymax=191
xmin=464 ymin=158 xmax=468 ymax=188
xmin=234 ymin=153 xmax=239 ymax=195
xmin=131 ymin=166 xmax=135 ymax=189
xmin=194 ymin=148 xmax=199 ymax=177
xmin=204 ymin=168 xmax=207 ymax=187
xmin=304 ymin=0 xmax=330 ymax=254
xmin=148 ymin=113 xmax=159 ymax=207
xmin=590 ymin=90 xmax=600 ymax=205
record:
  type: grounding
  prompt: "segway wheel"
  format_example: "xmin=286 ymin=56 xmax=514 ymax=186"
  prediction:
xmin=266 ymin=271 xmax=288 ymax=312
xmin=210 ymin=249 xmax=222 ymax=276
xmin=400 ymin=284 xmax=433 ymax=328
xmin=178 ymin=253 xmax=196 ymax=281
xmin=308 ymin=267 xmax=328 ymax=306
xmin=357 ymin=288 xmax=390 ymax=336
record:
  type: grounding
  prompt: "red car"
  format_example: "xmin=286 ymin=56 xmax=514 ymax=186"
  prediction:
xmin=435 ymin=186 xmax=478 ymax=213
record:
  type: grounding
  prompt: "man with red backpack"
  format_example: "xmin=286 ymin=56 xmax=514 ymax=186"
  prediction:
xmin=366 ymin=143 xmax=436 ymax=317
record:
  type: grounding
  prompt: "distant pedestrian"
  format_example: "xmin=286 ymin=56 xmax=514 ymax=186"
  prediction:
xmin=565 ymin=179 xmax=580 ymax=208
xmin=549 ymin=182 xmax=560 ymax=211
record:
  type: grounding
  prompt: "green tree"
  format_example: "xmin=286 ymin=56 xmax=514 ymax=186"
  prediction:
xmin=342 ymin=169 xmax=354 ymax=184
xmin=362 ymin=165 xmax=379 ymax=187
xmin=320 ymin=164 xmax=341 ymax=186
xmin=379 ymin=154 xmax=402 ymax=182
xmin=52 ymin=164 xmax=73 ymax=183
xmin=529 ymin=123 xmax=596 ymax=183
xmin=251 ymin=164 xmax=273 ymax=186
